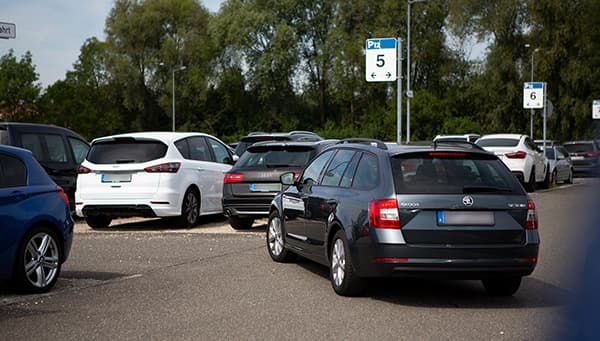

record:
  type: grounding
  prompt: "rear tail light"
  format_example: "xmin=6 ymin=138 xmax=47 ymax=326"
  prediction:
xmin=56 ymin=186 xmax=69 ymax=206
xmin=506 ymin=151 xmax=527 ymax=159
xmin=224 ymin=173 xmax=244 ymax=184
xmin=525 ymin=199 xmax=538 ymax=230
xmin=144 ymin=162 xmax=181 ymax=173
xmin=586 ymin=151 xmax=598 ymax=157
xmin=368 ymin=199 xmax=400 ymax=229
xmin=77 ymin=165 xmax=92 ymax=174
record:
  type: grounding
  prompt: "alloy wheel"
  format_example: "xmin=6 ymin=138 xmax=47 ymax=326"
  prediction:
xmin=268 ymin=217 xmax=284 ymax=256
xmin=183 ymin=191 xmax=199 ymax=225
xmin=23 ymin=232 xmax=60 ymax=289
xmin=331 ymin=239 xmax=346 ymax=288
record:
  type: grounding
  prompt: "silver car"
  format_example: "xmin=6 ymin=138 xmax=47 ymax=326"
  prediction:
xmin=545 ymin=146 xmax=573 ymax=185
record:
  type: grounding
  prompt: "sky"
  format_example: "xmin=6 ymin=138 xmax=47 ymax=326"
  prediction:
xmin=2 ymin=0 xmax=224 ymax=88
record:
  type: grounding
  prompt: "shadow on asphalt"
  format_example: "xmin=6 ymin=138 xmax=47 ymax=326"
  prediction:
xmin=295 ymin=259 xmax=570 ymax=309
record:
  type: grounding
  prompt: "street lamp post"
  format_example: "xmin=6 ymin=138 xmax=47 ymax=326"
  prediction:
xmin=525 ymin=44 xmax=540 ymax=139
xmin=406 ymin=0 xmax=426 ymax=144
xmin=160 ymin=63 xmax=187 ymax=132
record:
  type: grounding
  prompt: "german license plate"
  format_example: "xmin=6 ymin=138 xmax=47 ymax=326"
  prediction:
xmin=249 ymin=183 xmax=281 ymax=192
xmin=101 ymin=173 xmax=132 ymax=183
xmin=437 ymin=211 xmax=494 ymax=226
xmin=571 ymin=156 xmax=584 ymax=161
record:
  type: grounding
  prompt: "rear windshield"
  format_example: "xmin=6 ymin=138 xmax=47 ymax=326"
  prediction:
xmin=235 ymin=146 xmax=315 ymax=168
xmin=87 ymin=140 xmax=167 ymax=164
xmin=476 ymin=138 xmax=519 ymax=147
xmin=390 ymin=152 xmax=523 ymax=194
xmin=563 ymin=143 xmax=594 ymax=153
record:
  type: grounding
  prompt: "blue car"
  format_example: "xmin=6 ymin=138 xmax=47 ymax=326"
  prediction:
xmin=0 ymin=145 xmax=74 ymax=293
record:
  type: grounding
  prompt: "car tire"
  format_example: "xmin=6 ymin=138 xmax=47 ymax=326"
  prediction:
xmin=566 ymin=169 xmax=574 ymax=184
xmin=329 ymin=230 xmax=364 ymax=296
xmin=13 ymin=226 xmax=62 ymax=294
xmin=178 ymin=188 xmax=200 ymax=228
xmin=524 ymin=167 xmax=536 ymax=192
xmin=86 ymin=215 xmax=112 ymax=229
xmin=482 ymin=277 xmax=522 ymax=296
xmin=228 ymin=216 xmax=255 ymax=230
xmin=266 ymin=211 xmax=296 ymax=262
xmin=541 ymin=168 xmax=551 ymax=189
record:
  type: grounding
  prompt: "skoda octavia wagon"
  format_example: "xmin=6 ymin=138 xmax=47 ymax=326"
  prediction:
xmin=267 ymin=139 xmax=539 ymax=296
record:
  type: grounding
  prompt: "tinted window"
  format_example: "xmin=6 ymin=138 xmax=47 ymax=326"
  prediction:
xmin=45 ymin=134 xmax=68 ymax=162
xmin=299 ymin=150 xmax=335 ymax=186
xmin=545 ymin=148 xmax=555 ymax=159
xmin=236 ymin=147 xmax=315 ymax=168
xmin=20 ymin=134 xmax=45 ymax=161
xmin=352 ymin=153 xmax=379 ymax=190
xmin=0 ymin=128 xmax=8 ymax=145
xmin=0 ymin=153 xmax=27 ymax=188
xmin=339 ymin=153 xmax=360 ymax=188
xmin=175 ymin=139 xmax=190 ymax=158
xmin=188 ymin=137 xmax=212 ymax=161
xmin=564 ymin=143 xmax=595 ymax=153
xmin=87 ymin=140 xmax=167 ymax=164
xmin=476 ymin=138 xmax=519 ymax=147
xmin=207 ymin=138 xmax=231 ymax=164
xmin=322 ymin=149 xmax=355 ymax=186
xmin=68 ymin=137 xmax=90 ymax=164
xmin=391 ymin=153 xmax=521 ymax=194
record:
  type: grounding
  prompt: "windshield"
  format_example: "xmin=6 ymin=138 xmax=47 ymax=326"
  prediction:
xmin=235 ymin=147 xmax=316 ymax=168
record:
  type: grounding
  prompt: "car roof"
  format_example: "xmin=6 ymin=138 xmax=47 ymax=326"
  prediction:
xmin=248 ymin=139 xmax=338 ymax=149
xmin=91 ymin=131 xmax=214 ymax=144
xmin=0 ymin=144 xmax=33 ymax=157
xmin=0 ymin=122 xmax=88 ymax=140
xmin=329 ymin=139 xmax=491 ymax=157
xmin=240 ymin=131 xmax=322 ymax=141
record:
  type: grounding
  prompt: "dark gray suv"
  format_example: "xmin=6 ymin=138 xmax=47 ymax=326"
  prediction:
xmin=267 ymin=139 xmax=539 ymax=296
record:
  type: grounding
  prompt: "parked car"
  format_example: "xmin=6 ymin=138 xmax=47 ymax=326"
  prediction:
xmin=562 ymin=141 xmax=600 ymax=177
xmin=534 ymin=139 xmax=558 ymax=148
xmin=267 ymin=139 xmax=539 ymax=296
xmin=223 ymin=139 xmax=338 ymax=229
xmin=476 ymin=134 xmax=549 ymax=191
xmin=233 ymin=131 xmax=322 ymax=157
xmin=0 ymin=145 xmax=74 ymax=293
xmin=433 ymin=134 xmax=480 ymax=143
xmin=545 ymin=146 xmax=573 ymax=185
xmin=0 ymin=122 xmax=90 ymax=208
xmin=75 ymin=132 xmax=236 ymax=228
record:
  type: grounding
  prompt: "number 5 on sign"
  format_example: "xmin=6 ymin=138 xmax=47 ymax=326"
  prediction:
xmin=524 ymin=82 xmax=544 ymax=109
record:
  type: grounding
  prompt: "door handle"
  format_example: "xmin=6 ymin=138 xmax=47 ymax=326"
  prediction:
xmin=9 ymin=190 xmax=27 ymax=201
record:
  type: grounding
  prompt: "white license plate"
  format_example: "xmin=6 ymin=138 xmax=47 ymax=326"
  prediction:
xmin=101 ymin=173 xmax=132 ymax=183
xmin=249 ymin=183 xmax=281 ymax=192
xmin=437 ymin=211 xmax=494 ymax=226
xmin=571 ymin=156 xmax=584 ymax=161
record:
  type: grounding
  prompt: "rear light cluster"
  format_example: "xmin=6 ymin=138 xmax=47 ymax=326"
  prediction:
xmin=368 ymin=199 xmax=400 ymax=229
xmin=586 ymin=151 xmax=598 ymax=157
xmin=505 ymin=151 xmax=527 ymax=159
xmin=56 ymin=186 xmax=69 ymax=206
xmin=224 ymin=173 xmax=244 ymax=184
xmin=144 ymin=162 xmax=181 ymax=173
xmin=77 ymin=165 xmax=92 ymax=174
xmin=525 ymin=199 xmax=538 ymax=230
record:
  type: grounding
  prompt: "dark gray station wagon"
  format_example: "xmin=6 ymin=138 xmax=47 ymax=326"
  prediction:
xmin=267 ymin=139 xmax=539 ymax=296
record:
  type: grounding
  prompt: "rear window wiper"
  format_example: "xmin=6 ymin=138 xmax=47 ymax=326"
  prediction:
xmin=462 ymin=185 xmax=512 ymax=193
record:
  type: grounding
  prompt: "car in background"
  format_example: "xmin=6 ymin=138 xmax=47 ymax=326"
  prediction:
xmin=267 ymin=139 xmax=539 ymax=296
xmin=476 ymin=134 xmax=549 ymax=191
xmin=75 ymin=132 xmax=236 ymax=229
xmin=223 ymin=139 xmax=337 ymax=229
xmin=534 ymin=139 xmax=558 ymax=148
xmin=433 ymin=134 xmax=480 ymax=143
xmin=545 ymin=145 xmax=573 ymax=185
xmin=0 ymin=122 xmax=90 ymax=208
xmin=0 ymin=145 xmax=74 ymax=293
xmin=233 ymin=131 xmax=322 ymax=157
xmin=562 ymin=140 xmax=600 ymax=177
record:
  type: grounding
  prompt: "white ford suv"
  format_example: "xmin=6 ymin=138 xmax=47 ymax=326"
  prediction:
xmin=476 ymin=134 xmax=549 ymax=192
xmin=75 ymin=132 xmax=236 ymax=228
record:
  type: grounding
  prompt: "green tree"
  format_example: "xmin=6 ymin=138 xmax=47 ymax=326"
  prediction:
xmin=0 ymin=50 xmax=42 ymax=121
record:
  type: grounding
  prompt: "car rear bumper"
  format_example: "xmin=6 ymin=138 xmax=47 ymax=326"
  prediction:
xmin=222 ymin=197 xmax=274 ymax=217
xmin=351 ymin=243 xmax=538 ymax=279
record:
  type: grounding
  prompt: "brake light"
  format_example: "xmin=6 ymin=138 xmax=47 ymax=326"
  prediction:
xmin=525 ymin=199 xmax=538 ymax=230
xmin=369 ymin=199 xmax=400 ymax=229
xmin=77 ymin=165 xmax=92 ymax=174
xmin=505 ymin=151 xmax=527 ymax=159
xmin=586 ymin=151 xmax=598 ymax=157
xmin=56 ymin=186 xmax=69 ymax=206
xmin=144 ymin=162 xmax=181 ymax=173
xmin=428 ymin=152 xmax=467 ymax=157
xmin=224 ymin=173 xmax=244 ymax=184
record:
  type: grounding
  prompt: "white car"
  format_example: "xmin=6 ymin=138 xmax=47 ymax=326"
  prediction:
xmin=476 ymin=134 xmax=549 ymax=192
xmin=75 ymin=132 xmax=236 ymax=228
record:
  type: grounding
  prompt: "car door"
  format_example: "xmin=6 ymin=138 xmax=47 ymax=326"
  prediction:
xmin=282 ymin=149 xmax=335 ymax=252
xmin=525 ymin=137 xmax=546 ymax=181
xmin=205 ymin=137 xmax=235 ymax=212
xmin=0 ymin=152 xmax=29 ymax=264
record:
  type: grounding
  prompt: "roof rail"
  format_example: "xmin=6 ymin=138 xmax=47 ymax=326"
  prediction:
xmin=289 ymin=130 xmax=319 ymax=135
xmin=337 ymin=138 xmax=388 ymax=150
xmin=432 ymin=140 xmax=486 ymax=151
xmin=248 ymin=131 xmax=268 ymax=136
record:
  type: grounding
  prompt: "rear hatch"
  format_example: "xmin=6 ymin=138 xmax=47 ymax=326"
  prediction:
xmin=390 ymin=151 xmax=530 ymax=245
xmin=226 ymin=144 xmax=317 ymax=198
xmin=78 ymin=137 xmax=168 ymax=200
xmin=564 ymin=143 xmax=598 ymax=167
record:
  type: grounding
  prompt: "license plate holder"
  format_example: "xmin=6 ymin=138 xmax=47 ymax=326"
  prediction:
xmin=101 ymin=173 xmax=132 ymax=183
xmin=437 ymin=211 xmax=494 ymax=226
xmin=249 ymin=183 xmax=281 ymax=192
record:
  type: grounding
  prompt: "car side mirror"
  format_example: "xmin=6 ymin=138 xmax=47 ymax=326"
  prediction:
xmin=280 ymin=172 xmax=296 ymax=186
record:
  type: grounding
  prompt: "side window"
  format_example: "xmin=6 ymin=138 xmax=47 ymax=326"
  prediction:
xmin=339 ymin=153 xmax=360 ymax=188
xmin=0 ymin=153 xmax=27 ymax=188
xmin=352 ymin=153 xmax=379 ymax=190
xmin=44 ymin=134 xmax=68 ymax=163
xmin=68 ymin=137 xmax=89 ymax=164
xmin=188 ymin=137 xmax=211 ymax=162
xmin=175 ymin=139 xmax=190 ymax=159
xmin=20 ymin=134 xmax=45 ymax=161
xmin=300 ymin=150 xmax=335 ymax=186
xmin=207 ymin=138 xmax=231 ymax=164
xmin=321 ymin=149 xmax=355 ymax=187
